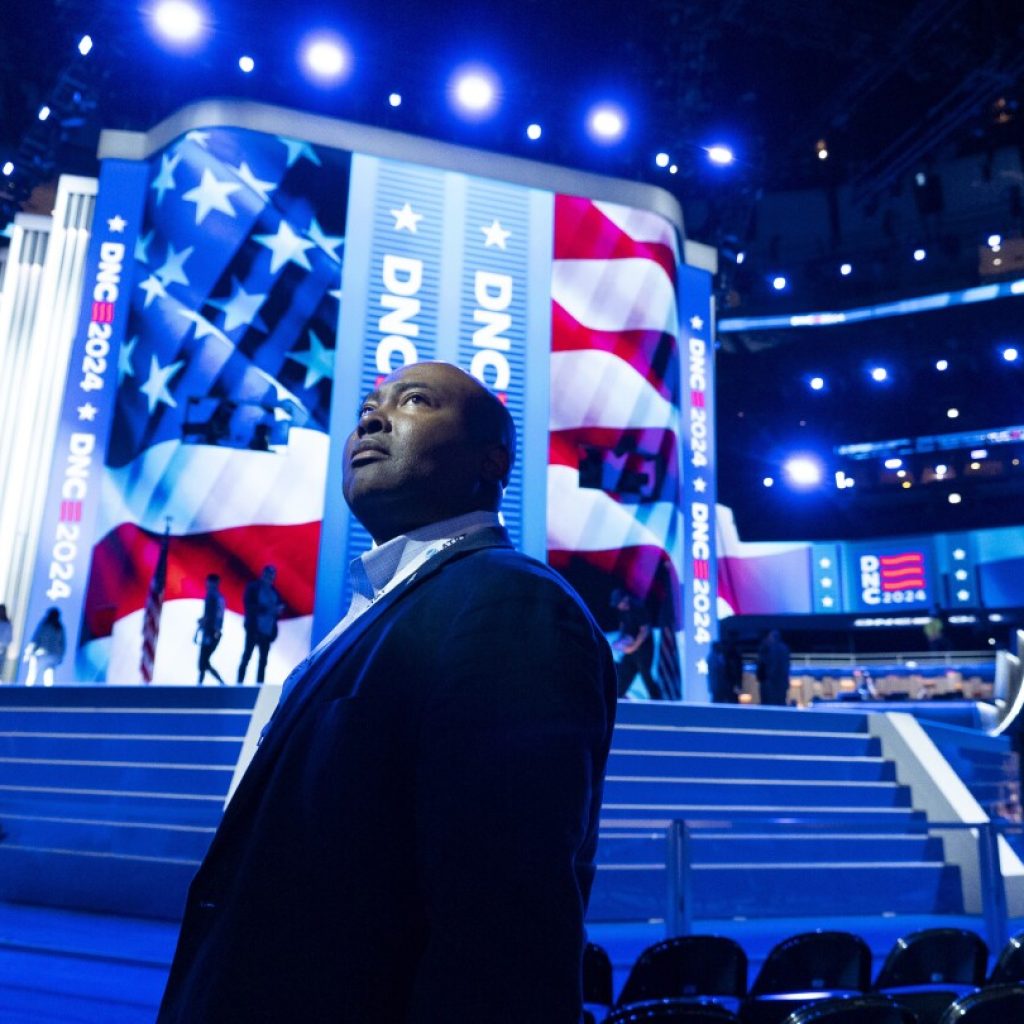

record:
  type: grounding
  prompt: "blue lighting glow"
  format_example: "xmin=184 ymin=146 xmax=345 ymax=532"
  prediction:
xmin=772 ymin=276 xmax=787 ymax=291
xmin=238 ymin=55 xmax=255 ymax=73
xmin=706 ymin=145 xmax=734 ymax=166
xmin=151 ymin=0 xmax=205 ymax=45
xmin=302 ymin=35 xmax=351 ymax=83
xmin=450 ymin=65 xmax=500 ymax=119
xmin=1003 ymin=346 xmax=1019 ymax=362
xmin=526 ymin=123 xmax=542 ymax=140
xmin=870 ymin=366 xmax=888 ymax=382
xmin=78 ymin=35 xmax=93 ymax=56
xmin=586 ymin=103 xmax=627 ymax=143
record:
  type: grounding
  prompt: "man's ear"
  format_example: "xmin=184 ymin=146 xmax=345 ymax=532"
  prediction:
xmin=481 ymin=444 xmax=511 ymax=486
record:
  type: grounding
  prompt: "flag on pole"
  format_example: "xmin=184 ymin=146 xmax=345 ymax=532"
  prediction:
xmin=140 ymin=522 xmax=171 ymax=683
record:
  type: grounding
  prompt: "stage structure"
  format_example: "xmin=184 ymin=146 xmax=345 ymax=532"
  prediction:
xmin=17 ymin=100 xmax=718 ymax=698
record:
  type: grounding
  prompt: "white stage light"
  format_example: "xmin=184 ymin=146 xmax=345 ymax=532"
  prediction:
xmin=1 ymin=161 xmax=12 ymax=177
xmin=706 ymin=145 xmax=734 ymax=166
xmin=655 ymin=152 xmax=669 ymax=168
xmin=913 ymin=248 xmax=926 ymax=262
xmin=949 ymin=493 xmax=962 ymax=504
xmin=238 ymin=55 xmax=255 ymax=73
xmin=810 ymin=376 xmax=824 ymax=390
xmin=772 ymin=275 xmax=787 ymax=291
xmin=303 ymin=36 xmax=351 ymax=82
xmin=78 ymin=35 xmax=93 ymax=56
xmin=1003 ymin=346 xmax=1019 ymax=362
xmin=762 ymin=476 xmax=774 ymax=488
xmin=989 ymin=234 xmax=1002 ymax=248
xmin=784 ymin=455 xmax=823 ymax=488
xmin=884 ymin=458 xmax=902 ymax=469
xmin=870 ymin=366 xmax=888 ymax=382
xmin=936 ymin=359 xmax=948 ymax=371
xmin=389 ymin=93 xmax=402 ymax=107
xmin=450 ymin=66 xmax=500 ymax=119
xmin=947 ymin=407 xmax=959 ymax=418
xmin=38 ymin=106 xmax=51 ymax=122
xmin=669 ymin=164 xmax=678 ymax=174
xmin=526 ymin=123 xmax=542 ymax=140
xmin=152 ymin=0 xmax=204 ymax=44
xmin=840 ymin=263 xmax=852 ymax=276
xmin=587 ymin=104 xmax=627 ymax=143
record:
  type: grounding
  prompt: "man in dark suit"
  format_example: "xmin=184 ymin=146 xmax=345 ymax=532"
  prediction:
xmin=159 ymin=361 xmax=617 ymax=1023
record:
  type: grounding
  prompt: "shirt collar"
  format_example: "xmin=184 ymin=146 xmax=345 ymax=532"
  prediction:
xmin=350 ymin=510 xmax=502 ymax=600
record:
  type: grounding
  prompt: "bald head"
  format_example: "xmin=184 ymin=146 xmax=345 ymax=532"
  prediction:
xmin=342 ymin=361 xmax=516 ymax=543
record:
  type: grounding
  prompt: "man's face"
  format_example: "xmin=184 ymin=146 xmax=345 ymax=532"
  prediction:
xmin=343 ymin=363 xmax=497 ymax=543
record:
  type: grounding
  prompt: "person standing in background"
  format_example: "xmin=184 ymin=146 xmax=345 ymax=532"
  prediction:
xmin=195 ymin=574 xmax=226 ymax=685
xmin=237 ymin=565 xmax=283 ymax=684
xmin=756 ymin=628 xmax=791 ymax=706
xmin=0 ymin=605 xmax=12 ymax=682
xmin=23 ymin=607 xmax=66 ymax=687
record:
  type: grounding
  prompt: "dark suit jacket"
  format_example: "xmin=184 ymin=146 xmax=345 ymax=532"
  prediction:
xmin=158 ymin=528 xmax=617 ymax=1023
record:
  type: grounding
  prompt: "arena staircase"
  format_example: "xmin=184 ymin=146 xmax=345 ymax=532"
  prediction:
xmin=0 ymin=686 xmax=257 ymax=920
xmin=588 ymin=701 xmax=965 ymax=922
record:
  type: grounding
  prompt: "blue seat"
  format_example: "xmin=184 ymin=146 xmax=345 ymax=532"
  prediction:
xmin=987 ymin=930 xmax=1024 ymax=985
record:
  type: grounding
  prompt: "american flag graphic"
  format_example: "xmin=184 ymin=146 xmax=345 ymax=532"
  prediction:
xmin=78 ymin=128 xmax=348 ymax=683
xmin=547 ymin=195 xmax=683 ymax=698
xmin=139 ymin=524 xmax=170 ymax=683
xmin=879 ymin=551 xmax=926 ymax=591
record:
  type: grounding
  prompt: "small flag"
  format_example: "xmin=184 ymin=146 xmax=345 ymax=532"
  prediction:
xmin=140 ymin=522 xmax=171 ymax=683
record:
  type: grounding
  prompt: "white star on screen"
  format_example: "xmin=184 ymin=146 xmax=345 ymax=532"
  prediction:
xmin=287 ymin=330 xmax=335 ymax=388
xmin=118 ymin=335 xmax=138 ymax=383
xmin=154 ymin=243 xmax=194 ymax=288
xmin=140 ymin=354 xmax=184 ymax=413
xmin=184 ymin=130 xmax=211 ymax=149
xmin=696 ymin=658 xmax=709 ymax=675
xmin=179 ymin=310 xmax=233 ymax=347
xmin=138 ymin=274 xmax=168 ymax=308
xmin=234 ymin=161 xmax=277 ymax=202
xmin=328 ymin=286 xmax=343 ymax=304
xmin=254 ymin=219 xmax=316 ymax=274
xmin=693 ymin=477 xmax=708 ymax=493
xmin=278 ymin=137 xmax=322 ymax=168
xmin=134 ymin=230 xmax=155 ymax=265
xmin=307 ymin=218 xmax=345 ymax=261
xmin=207 ymin=279 xmax=268 ymax=332
xmin=182 ymin=168 xmax=242 ymax=226
xmin=390 ymin=202 xmax=423 ymax=233
xmin=107 ymin=215 xmax=127 ymax=233
xmin=690 ymin=315 xmax=704 ymax=331
xmin=481 ymin=219 xmax=511 ymax=248
xmin=77 ymin=402 xmax=98 ymax=421
xmin=150 ymin=153 xmax=181 ymax=205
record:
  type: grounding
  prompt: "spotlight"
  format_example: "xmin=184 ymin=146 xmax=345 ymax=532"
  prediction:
xmin=784 ymin=455 xmax=823 ymax=488
xmin=1003 ymin=346 xmax=1019 ymax=362
xmin=936 ymin=359 xmax=949 ymax=371
xmin=971 ymin=449 xmax=988 ymax=459
xmin=1 ymin=162 xmax=12 ymax=177
xmin=772 ymin=275 xmax=787 ymax=291
xmin=706 ymin=145 xmax=734 ymax=166
xmin=655 ymin=152 xmax=669 ymax=168
xmin=302 ymin=35 xmax=352 ymax=83
xmin=840 ymin=263 xmax=852 ymax=276
xmin=949 ymin=493 xmax=962 ymax=504
xmin=526 ymin=122 xmax=541 ymax=140
xmin=913 ymin=248 xmax=926 ymax=262
xmin=870 ymin=366 xmax=888 ymax=382
xmin=989 ymin=234 xmax=1002 ymax=248
xmin=389 ymin=92 xmax=402 ymax=107
xmin=884 ymin=458 xmax=902 ymax=469
xmin=947 ymin=407 xmax=959 ymax=418
xmin=78 ymin=35 xmax=93 ymax=56
xmin=450 ymin=65 xmax=500 ymax=120
xmin=38 ymin=106 xmax=51 ymax=122
xmin=735 ymin=252 xmax=745 ymax=264
xmin=587 ymin=103 xmax=627 ymax=143
xmin=763 ymin=476 xmax=774 ymax=488
xmin=151 ymin=0 xmax=205 ymax=46
xmin=816 ymin=138 xmax=828 ymax=161
xmin=669 ymin=164 xmax=678 ymax=174
xmin=935 ymin=464 xmax=947 ymax=476
xmin=809 ymin=376 xmax=824 ymax=391
xmin=238 ymin=55 xmax=255 ymax=73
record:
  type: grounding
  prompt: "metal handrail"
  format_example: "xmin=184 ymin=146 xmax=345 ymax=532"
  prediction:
xmin=666 ymin=817 xmax=1023 ymax=949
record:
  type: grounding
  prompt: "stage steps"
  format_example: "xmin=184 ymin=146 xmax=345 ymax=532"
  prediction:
xmin=0 ymin=686 xmax=257 ymax=920
xmin=588 ymin=702 xmax=965 ymax=922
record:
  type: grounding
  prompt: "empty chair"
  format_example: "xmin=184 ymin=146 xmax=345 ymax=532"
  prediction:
xmin=740 ymin=931 xmax=872 ymax=1024
xmin=617 ymin=935 xmax=748 ymax=1013
xmin=936 ymin=983 xmax=1024 ymax=1023
xmin=606 ymin=997 xmax=741 ymax=1023
xmin=987 ymin=930 xmax=1024 ymax=985
xmin=873 ymin=928 xmax=988 ymax=1024
xmin=780 ymin=994 xmax=917 ymax=1023
xmin=585 ymin=941 xmax=615 ymax=1011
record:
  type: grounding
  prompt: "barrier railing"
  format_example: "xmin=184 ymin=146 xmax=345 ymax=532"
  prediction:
xmin=666 ymin=817 xmax=1023 ymax=948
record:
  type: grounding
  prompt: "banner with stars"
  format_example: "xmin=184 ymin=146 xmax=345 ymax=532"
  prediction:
xmin=678 ymin=263 xmax=717 ymax=699
xmin=24 ymin=160 xmax=149 ymax=679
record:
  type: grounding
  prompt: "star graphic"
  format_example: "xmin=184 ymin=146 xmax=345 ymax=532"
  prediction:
xmin=77 ymin=402 xmax=98 ymax=421
xmin=181 ymin=168 xmax=242 ymax=226
xmin=696 ymin=658 xmax=709 ymax=675
xmin=140 ymin=354 xmax=185 ymax=414
xmin=690 ymin=315 xmax=705 ymax=331
xmin=328 ymin=286 xmax=343 ymax=304
xmin=134 ymin=229 xmax=155 ymax=265
xmin=150 ymin=152 xmax=181 ymax=205
xmin=287 ymin=330 xmax=335 ymax=389
xmin=107 ymin=215 xmax=127 ymax=233
xmin=184 ymin=130 xmax=211 ymax=149
xmin=138 ymin=274 xmax=168 ymax=308
xmin=207 ymin=279 xmax=268 ymax=333
xmin=254 ymin=219 xmax=315 ymax=274
xmin=179 ymin=310 xmax=233 ymax=347
xmin=234 ymin=161 xmax=276 ymax=202
xmin=693 ymin=477 xmax=708 ymax=493
xmin=278 ymin=137 xmax=322 ymax=168
xmin=390 ymin=202 xmax=423 ymax=233
xmin=118 ymin=335 xmax=138 ymax=383
xmin=306 ymin=217 xmax=345 ymax=261
xmin=481 ymin=219 xmax=511 ymax=249
xmin=154 ymin=243 xmax=194 ymax=288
